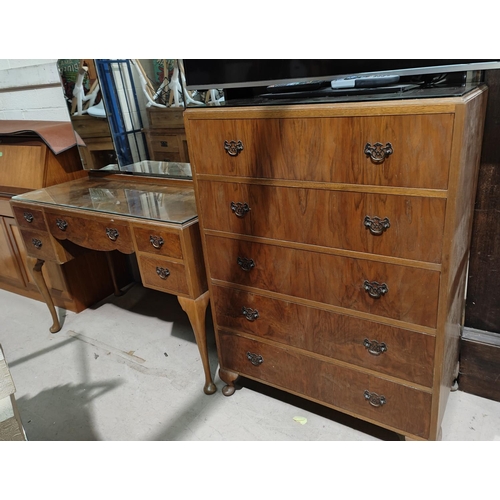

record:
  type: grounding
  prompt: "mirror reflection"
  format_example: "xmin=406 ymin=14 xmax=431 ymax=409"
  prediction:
xmin=58 ymin=59 xmax=207 ymax=180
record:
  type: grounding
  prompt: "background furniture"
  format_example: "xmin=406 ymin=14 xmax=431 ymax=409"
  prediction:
xmin=10 ymin=171 xmax=215 ymax=395
xmin=144 ymin=107 xmax=190 ymax=163
xmin=0 ymin=123 xmax=129 ymax=312
xmin=185 ymin=85 xmax=488 ymax=440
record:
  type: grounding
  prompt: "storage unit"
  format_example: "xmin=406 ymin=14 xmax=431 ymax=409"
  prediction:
xmin=0 ymin=123 xmax=130 ymax=312
xmin=184 ymin=86 xmax=488 ymax=440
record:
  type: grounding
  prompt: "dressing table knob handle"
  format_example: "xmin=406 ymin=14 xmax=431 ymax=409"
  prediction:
xmin=56 ymin=219 xmax=68 ymax=231
xmin=106 ymin=228 xmax=119 ymax=241
xmin=237 ymin=256 xmax=255 ymax=272
xmin=363 ymin=339 xmax=388 ymax=356
xmin=364 ymin=142 xmax=393 ymax=164
xmin=32 ymin=238 xmax=42 ymax=249
xmin=156 ymin=267 xmax=170 ymax=279
xmin=364 ymin=390 xmax=386 ymax=407
xmin=363 ymin=280 xmax=388 ymax=299
xmin=231 ymin=201 xmax=251 ymax=218
xmin=150 ymin=235 xmax=164 ymax=249
xmin=242 ymin=306 xmax=259 ymax=322
xmin=24 ymin=212 xmax=34 ymax=223
xmin=224 ymin=140 xmax=244 ymax=157
xmin=364 ymin=216 xmax=390 ymax=235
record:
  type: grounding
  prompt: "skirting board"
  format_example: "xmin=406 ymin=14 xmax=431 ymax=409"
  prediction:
xmin=459 ymin=327 xmax=500 ymax=403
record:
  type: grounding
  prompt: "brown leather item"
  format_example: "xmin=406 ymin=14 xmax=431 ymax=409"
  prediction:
xmin=0 ymin=120 xmax=83 ymax=154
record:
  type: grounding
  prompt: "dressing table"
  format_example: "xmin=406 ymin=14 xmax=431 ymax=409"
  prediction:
xmin=9 ymin=161 xmax=216 ymax=395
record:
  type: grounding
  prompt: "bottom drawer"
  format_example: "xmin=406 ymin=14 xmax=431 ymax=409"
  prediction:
xmin=218 ymin=332 xmax=432 ymax=438
xmin=138 ymin=255 xmax=189 ymax=295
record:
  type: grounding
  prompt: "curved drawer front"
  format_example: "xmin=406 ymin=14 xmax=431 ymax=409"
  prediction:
xmin=132 ymin=225 xmax=183 ymax=259
xmin=213 ymin=285 xmax=435 ymax=387
xmin=219 ymin=332 xmax=432 ymax=438
xmin=138 ymin=255 xmax=189 ymax=296
xmin=188 ymin=114 xmax=453 ymax=189
xmin=12 ymin=205 xmax=47 ymax=231
xmin=205 ymin=235 xmax=440 ymax=328
xmin=198 ymin=180 xmax=446 ymax=263
xmin=45 ymin=211 xmax=134 ymax=254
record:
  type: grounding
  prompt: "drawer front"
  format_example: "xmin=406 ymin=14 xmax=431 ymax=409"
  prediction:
xmin=132 ymin=225 xmax=183 ymax=259
xmin=44 ymin=211 xmax=134 ymax=254
xmin=11 ymin=205 xmax=47 ymax=231
xmin=213 ymin=285 xmax=435 ymax=387
xmin=138 ymin=255 xmax=189 ymax=295
xmin=188 ymin=114 xmax=454 ymax=189
xmin=150 ymin=151 xmax=183 ymax=163
xmin=19 ymin=228 xmax=57 ymax=260
xmin=219 ymin=332 xmax=432 ymax=438
xmin=198 ymin=180 xmax=446 ymax=263
xmin=148 ymin=134 xmax=180 ymax=153
xmin=205 ymin=235 xmax=440 ymax=328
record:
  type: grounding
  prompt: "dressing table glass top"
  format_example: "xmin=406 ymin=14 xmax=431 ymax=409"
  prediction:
xmin=12 ymin=176 xmax=198 ymax=224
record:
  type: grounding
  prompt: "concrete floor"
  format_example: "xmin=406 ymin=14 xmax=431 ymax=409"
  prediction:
xmin=1 ymin=283 xmax=500 ymax=442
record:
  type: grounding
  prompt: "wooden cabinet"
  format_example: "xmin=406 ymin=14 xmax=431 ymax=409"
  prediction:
xmin=144 ymin=107 xmax=190 ymax=163
xmin=184 ymin=86 xmax=488 ymax=440
xmin=0 ymin=133 xmax=130 ymax=312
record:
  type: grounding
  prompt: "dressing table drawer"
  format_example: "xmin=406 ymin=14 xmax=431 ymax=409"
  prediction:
xmin=18 ymin=228 xmax=58 ymax=261
xmin=138 ymin=255 xmax=189 ymax=296
xmin=132 ymin=225 xmax=183 ymax=259
xmin=11 ymin=205 xmax=47 ymax=232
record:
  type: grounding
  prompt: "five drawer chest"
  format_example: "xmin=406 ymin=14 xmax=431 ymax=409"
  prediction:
xmin=184 ymin=86 xmax=488 ymax=440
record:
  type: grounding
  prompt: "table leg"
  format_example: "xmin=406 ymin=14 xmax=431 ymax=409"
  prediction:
xmin=177 ymin=291 xmax=217 ymax=395
xmin=105 ymin=251 xmax=123 ymax=296
xmin=27 ymin=257 xmax=61 ymax=333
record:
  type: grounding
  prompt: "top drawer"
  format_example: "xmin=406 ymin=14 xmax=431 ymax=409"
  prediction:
xmin=187 ymin=114 xmax=454 ymax=189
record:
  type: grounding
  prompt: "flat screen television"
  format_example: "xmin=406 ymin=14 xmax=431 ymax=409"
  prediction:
xmin=182 ymin=59 xmax=500 ymax=91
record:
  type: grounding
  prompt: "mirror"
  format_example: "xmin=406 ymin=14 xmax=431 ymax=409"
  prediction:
xmin=58 ymin=59 xmax=203 ymax=180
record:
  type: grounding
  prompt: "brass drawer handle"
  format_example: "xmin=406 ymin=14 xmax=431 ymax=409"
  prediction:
xmin=23 ymin=212 xmax=34 ymax=223
xmin=237 ymin=256 xmax=255 ymax=272
xmin=160 ymin=141 xmax=168 ymax=147
xmin=364 ymin=280 xmax=388 ymax=299
xmin=363 ymin=339 xmax=387 ymax=356
xmin=364 ymin=216 xmax=390 ymax=235
xmin=246 ymin=351 xmax=263 ymax=366
xmin=364 ymin=142 xmax=393 ymax=164
xmin=32 ymin=238 xmax=42 ymax=249
xmin=156 ymin=267 xmax=170 ymax=279
xmin=224 ymin=140 xmax=244 ymax=157
xmin=231 ymin=201 xmax=251 ymax=218
xmin=242 ymin=306 xmax=259 ymax=322
xmin=150 ymin=235 xmax=164 ymax=249
xmin=106 ymin=228 xmax=119 ymax=241
xmin=56 ymin=219 xmax=68 ymax=231
xmin=364 ymin=390 xmax=386 ymax=407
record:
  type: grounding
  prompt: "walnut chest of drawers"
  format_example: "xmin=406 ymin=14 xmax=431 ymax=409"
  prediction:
xmin=184 ymin=86 xmax=488 ymax=440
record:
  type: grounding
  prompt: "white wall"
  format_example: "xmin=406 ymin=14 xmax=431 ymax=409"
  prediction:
xmin=0 ymin=59 xmax=71 ymax=122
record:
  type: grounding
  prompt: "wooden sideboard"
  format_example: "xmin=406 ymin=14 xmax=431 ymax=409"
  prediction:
xmin=0 ymin=129 xmax=128 ymax=312
xmin=184 ymin=86 xmax=488 ymax=440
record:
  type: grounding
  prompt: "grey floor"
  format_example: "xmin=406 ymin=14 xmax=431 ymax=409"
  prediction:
xmin=1 ymin=283 xmax=500 ymax=442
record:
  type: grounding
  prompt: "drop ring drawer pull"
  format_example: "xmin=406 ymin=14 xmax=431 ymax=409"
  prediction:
xmin=224 ymin=140 xmax=244 ymax=157
xmin=242 ymin=306 xmax=259 ymax=322
xmin=156 ymin=267 xmax=170 ymax=279
xmin=150 ymin=235 xmax=164 ymax=249
xmin=237 ymin=256 xmax=255 ymax=272
xmin=230 ymin=201 xmax=251 ymax=218
xmin=364 ymin=280 xmax=388 ymax=299
xmin=364 ymin=216 xmax=390 ymax=235
xmin=246 ymin=351 xmax=263 ymax=366
xmin=56 ymin=219 xmax=68 ymax=231
xmin=32 ymin=238 xmax=42 ymax=249
xmin=106 ymin=228 xmax=119 ymax=241
xmin=364 ymin=142 xmax=393 ymax=164
xmin=24 ymin=212 xmax=34 ymax=223
xmin=364 ymin=390 xmax=386 ymax=407
xmin=363 ymin=339 xmax=388 ymax=356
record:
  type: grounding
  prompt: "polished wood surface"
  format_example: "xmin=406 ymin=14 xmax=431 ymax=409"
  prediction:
xmin=185 ymin=86 xmax=488 ymax=439
xmin=10 ymin=174 xmax=216 ymax=395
